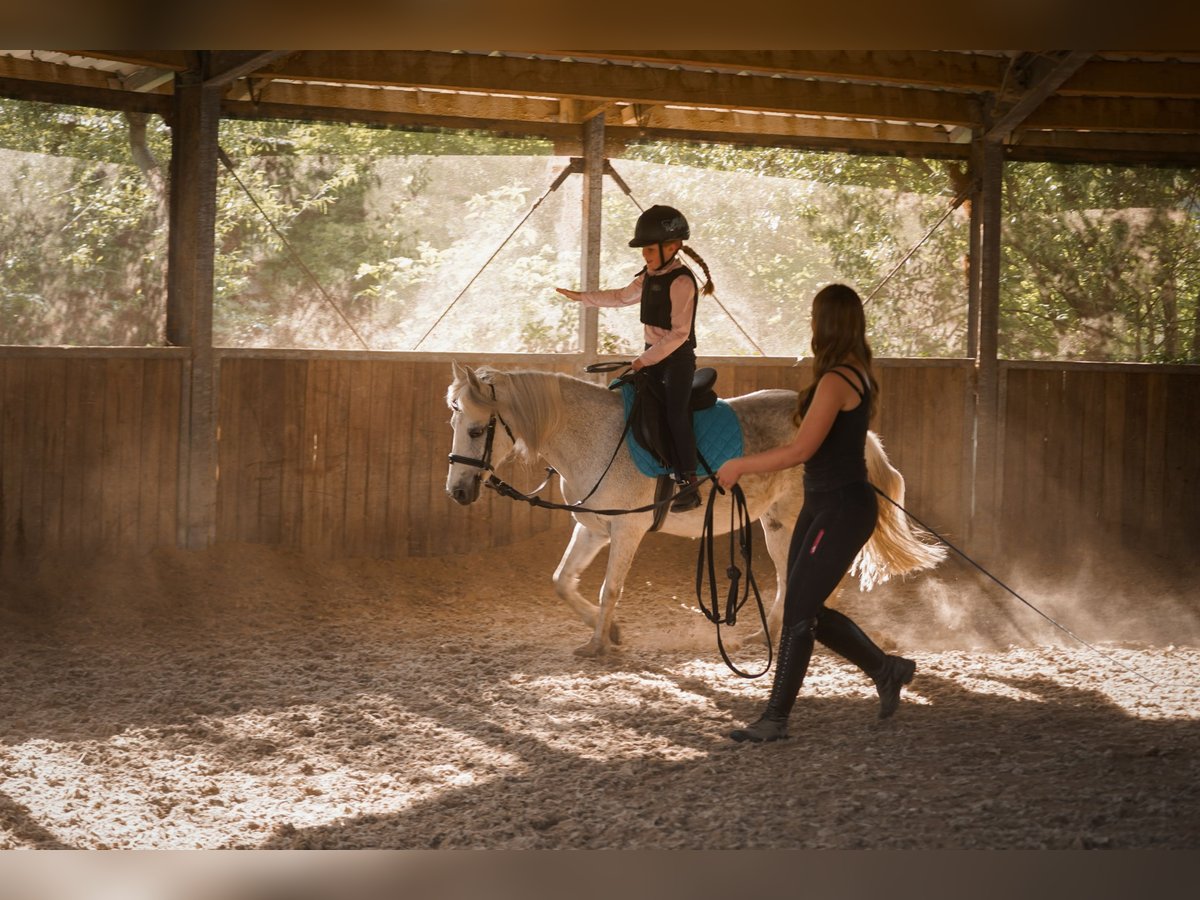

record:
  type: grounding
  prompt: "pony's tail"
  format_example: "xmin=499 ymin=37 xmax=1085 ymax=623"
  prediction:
xmin=852 ymin=431 xmax=946 ymax=590
xmin=681 ymin=245 xmax=715 ymax=296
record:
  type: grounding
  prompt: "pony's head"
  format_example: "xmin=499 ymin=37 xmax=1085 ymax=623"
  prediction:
xmin=445 ymin=362 xmax=511 ymax=505
xmin=444 ymin=363 xmax=563 ymax=505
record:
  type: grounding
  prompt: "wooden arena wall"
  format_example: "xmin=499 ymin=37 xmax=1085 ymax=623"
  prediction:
xmin=0 ymin=351 xmax=1195 ymax=567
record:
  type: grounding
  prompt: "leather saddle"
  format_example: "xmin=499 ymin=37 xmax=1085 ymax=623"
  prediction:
xmin=623 ymin=366 xmax=718 ymax=470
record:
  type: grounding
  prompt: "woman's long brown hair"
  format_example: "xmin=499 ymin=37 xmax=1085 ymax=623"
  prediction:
xmin=795 ymin=283 xmax=879 ymax=424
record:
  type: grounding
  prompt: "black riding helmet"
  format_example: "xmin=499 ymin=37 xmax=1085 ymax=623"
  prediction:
xmin=628 ymin=205 xmax=689 ymax=247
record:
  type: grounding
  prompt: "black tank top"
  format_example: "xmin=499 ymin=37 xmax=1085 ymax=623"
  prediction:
xmin=803 ymin=367 xmax=871 ymax=492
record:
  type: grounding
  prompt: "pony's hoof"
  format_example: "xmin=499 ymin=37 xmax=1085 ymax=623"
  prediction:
xmin=721 ymin=633 xmax=744 ymax=651
xmin=574 ymin=639 xmax=607 ymax=658
xmin=741 ymin=628 xmax=773 ymax=649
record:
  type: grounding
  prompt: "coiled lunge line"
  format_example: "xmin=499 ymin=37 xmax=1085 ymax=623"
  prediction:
xmin=695 ymin=483 xmax=773 ymax=679
xmin=871 ymin=485 xmax=1167 ymax=688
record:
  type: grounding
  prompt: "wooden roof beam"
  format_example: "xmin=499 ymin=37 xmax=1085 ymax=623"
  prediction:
xmin=122 ymin=66 xmax=175 ymax=93
xmin=240 ymin=79 xmax=959 ymax=147
xmin=57 ymin=50 xmax=190 ymax=71
xmin=533 ymin=50 xmax=1010 ymax=92
xmin=204 ymin=51 xmax=293 ymax=88
xmin=266 ymin=51 xmax=980 ymax=127
xmin=985 ymin=50 xmax=1093 ymax=143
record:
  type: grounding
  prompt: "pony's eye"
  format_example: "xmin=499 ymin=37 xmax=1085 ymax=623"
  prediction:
xmin=468 ymin=427 xmax=485 ymax=439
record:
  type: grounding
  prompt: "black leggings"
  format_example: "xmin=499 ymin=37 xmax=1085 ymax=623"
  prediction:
xmin=644 ymin=347 xmax=697 ymax=476
xmin=783 ymin=480 xmax=878 ymax=628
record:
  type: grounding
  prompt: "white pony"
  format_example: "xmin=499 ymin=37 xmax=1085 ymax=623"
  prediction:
xmin=446 ymin=363 xmax=944 ymax=658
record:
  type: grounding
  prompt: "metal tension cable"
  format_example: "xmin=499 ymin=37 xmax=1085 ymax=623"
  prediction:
xmin=872 ymin=487 xmax=1170 ymax=688
xmin=608 ymin=162 xmax=768 ymax=357
xmin=218 ymin=147 xmax=372 ymax=351
xmin=864 ymin=182 xmax=974 ymax=304
xmin=412 ymin=159 xmax=582 ymax=350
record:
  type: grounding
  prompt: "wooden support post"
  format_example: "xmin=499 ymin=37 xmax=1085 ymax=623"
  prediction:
xmin=969 ymin=137 xmax=1005 ymax=555
xmin=579 ymin=112 xmax=604 ymax=361
xmin=167 ymin=54 xmax=221 ymax=550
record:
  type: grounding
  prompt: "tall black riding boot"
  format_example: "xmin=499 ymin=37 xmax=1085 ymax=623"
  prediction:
xmin=815 ymin=608 xmax=915 ymax=719
xmin=730 ymin=620 xmax=815 ymax=743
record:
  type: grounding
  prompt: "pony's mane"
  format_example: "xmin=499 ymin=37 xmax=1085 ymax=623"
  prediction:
xmin=471 ymin=367 xmax=570 ymax=461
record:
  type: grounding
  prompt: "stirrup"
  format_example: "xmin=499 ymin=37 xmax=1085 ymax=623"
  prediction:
xmin=670 ymin=479 xmax=701 ymax=512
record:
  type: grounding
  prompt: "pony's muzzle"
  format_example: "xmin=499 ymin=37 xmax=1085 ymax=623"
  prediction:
xmin=448 ymin=483 xmax=478 ymax=505
xmin=447 ymin=472 xmax=482 ymax=505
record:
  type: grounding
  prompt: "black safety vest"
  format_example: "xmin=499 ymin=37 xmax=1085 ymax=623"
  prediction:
xmin=639 ymin=265 xmax=698 ymax=348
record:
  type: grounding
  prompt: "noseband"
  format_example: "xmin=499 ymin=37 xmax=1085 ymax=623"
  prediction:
xmin=447 ymin=381 xmax=514 ymax=479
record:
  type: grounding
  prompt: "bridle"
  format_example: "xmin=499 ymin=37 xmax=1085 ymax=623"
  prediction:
xmin=447 ymin=381 xmax=514 ymax=483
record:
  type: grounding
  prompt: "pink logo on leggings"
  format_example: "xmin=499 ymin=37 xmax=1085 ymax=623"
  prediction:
xmin=810 ymin=528 xmax=825 ymax=554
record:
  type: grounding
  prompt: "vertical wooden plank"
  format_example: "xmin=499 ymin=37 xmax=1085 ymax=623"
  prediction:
xmin=278 ymin=359 xmax=307 ymax=551
xmin=1142 ymin=371 xmax=1167 ymax=536
xmin=1043 ymin=368 xmax=1068 ymax=550
xmin=407 ymin=368 xmax=437 ymax=557
xmin=324 ymin=360 xmax=352 ymax=557
xmin=18 ymin=359 xmax=49 ymax=558
xmin=60 ymin=359 xmax=87 ymax=556
xmin=1076 ymin=369 xmax=1106 ymax=540
xmin=0 ymin=359 xmax=21 ymax=560
xmin=137 ymin=359 xmax=166 ymax=550
xmin=918 ymin=366 xmax=944 ymax=528
xmin=1020 ymin=368 xmax=1043 ymax=552
xmin=254 ymin=359 xmax=286 ymax=546
xmin=301 ymin=358 xmax=331 ymax=555
xmin=998 ymin=367 xmax=1021 ymax=551
xmin=35 ymin=359 xmax=68 ymax=554
xmin=78 ymin=358 xmax=107 ymax=555
xmin=345 ymin=360 xmax=373 ymax=557
xmin=215 ymin=357 xmax=242 ymax=543
xmin=1101 ymin=371 xmax=1125 ymax=532
xmin=118 ymin=358 xmax=146 ymax=550
xmin=362 ymin=359 xmax=394 ymax=559
xmin=383 ymin=360 xmax=413 ymax=557
xmin=1162 ymin=373 xmax=1200 ymax=560
xmin=1120 ymin=373 xmax=1148 ymax=546
xmin=237 ymin=358 xmax=269 ymax=545
xmin=156 ymin=360 xmax=183 ymax=549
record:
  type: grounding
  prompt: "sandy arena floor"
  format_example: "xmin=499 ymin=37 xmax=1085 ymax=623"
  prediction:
xmin=1 ymin=528 xmax=1197 ymax=850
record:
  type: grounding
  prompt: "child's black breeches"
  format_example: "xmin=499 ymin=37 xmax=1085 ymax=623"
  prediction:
xmin=783 ymin=480 xmax=878 ymax=628
xmin=645 ymin=348 xmax=697 ymax=475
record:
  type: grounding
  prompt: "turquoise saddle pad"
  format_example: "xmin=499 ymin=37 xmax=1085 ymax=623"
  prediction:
xmin=616 ymin=382 xmax=744 ymax=477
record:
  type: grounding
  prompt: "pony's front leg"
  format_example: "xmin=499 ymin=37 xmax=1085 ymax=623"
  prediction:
xmin=553 ymin=522 xmax=619 ymax=643
xmin=576 ymin=523 xmax=646 ymax=658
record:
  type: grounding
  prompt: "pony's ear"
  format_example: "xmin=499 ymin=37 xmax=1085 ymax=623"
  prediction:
xmin=465 ymin=367 xmax=486 ymax=396
xmin=451 ymin=360 xmax=468 ymax=383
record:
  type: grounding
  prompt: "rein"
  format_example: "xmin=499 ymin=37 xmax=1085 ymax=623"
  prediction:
xmin=696 ymin=483 xmax=773 ymax=678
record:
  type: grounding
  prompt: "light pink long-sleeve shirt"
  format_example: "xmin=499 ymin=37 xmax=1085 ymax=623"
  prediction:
xmin=577 ymin=258 xmax=696 ymax=367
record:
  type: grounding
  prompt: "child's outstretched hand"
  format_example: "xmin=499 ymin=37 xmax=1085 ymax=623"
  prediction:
xmin=556 ymin=288 xmax=582 ymax=301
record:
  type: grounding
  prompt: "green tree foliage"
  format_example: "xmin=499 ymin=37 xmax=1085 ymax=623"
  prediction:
xmin=0 ymin=100 xmax=170 ymax=345
xmin=1 ymin=97 xmax=1196 ymax=363
xmin=1002 ymin=162 xmax=1200 ymax=362
xmin=621 ymin=142 xmax=972 ymax=358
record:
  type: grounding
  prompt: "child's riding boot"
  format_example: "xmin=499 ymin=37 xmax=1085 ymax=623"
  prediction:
xmin=815 ymin=607 xmax=915 ymax=719
xmin=670 ymin=472 xmax=702 ymax=512
xmin=730 ymin=619 xmax=815 ymax=743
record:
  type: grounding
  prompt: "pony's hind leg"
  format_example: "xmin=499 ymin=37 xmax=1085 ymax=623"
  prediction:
xmin=750 ymin=508 xmax=793 ymax=649
xmin=552 ymin=522 xmax=620 ymax=644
